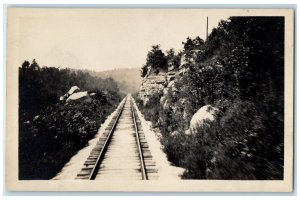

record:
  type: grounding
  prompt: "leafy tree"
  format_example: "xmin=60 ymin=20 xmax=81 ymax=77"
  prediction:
xmin=141 ymin=64 xmax=148 ymax=78
xmin=29 ymin=59 xmax=40 ymax=70
xmin=193 ymin=36 xmax=205 ymax=49
xmin=144 ymin=45 xmax=168 ymax=74
xmin=166 ymin=48 xmax=181 ymax=69
xmin=182 ymin=37 xmax=194 ymax=51
xmin=21 ymin=60 xmax=30 ymax=69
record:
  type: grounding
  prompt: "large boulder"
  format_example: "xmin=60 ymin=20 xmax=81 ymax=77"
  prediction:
xmin=67 ymin=86 xmax=80 ymax=95
xmin=59 ymin=86 xmax=80 ymax=101
xmin=66 ymin=91 xmax=90 ymax=102
xmin=188 ymin=105 xmax=220 ymax=134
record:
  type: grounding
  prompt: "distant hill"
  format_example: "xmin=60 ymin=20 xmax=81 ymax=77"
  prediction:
xmin=86 ymin=68 xmax=142 ymax=94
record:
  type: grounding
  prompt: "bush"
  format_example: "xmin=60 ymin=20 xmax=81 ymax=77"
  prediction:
xmin=136 ymin=91 xmax=163 ymax=126
xmin=182 ymin=100 xmax=283 ymax=180
xmin=160 ymin=131 xmax=190 ymax=167
xmin=19 ymin=98 xmax=119 ymax=179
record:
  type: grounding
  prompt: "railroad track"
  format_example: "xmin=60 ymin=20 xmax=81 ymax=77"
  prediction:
xmin=76 ymin=95 xmax=158 ymax=180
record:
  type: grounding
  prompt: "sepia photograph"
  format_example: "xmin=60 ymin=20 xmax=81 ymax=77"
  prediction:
xmin=5 ymin=8 xmax=294 ymax=192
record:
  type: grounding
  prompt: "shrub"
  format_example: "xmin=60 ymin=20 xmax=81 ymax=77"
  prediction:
xmin=182 ymin=100 xmax=283 ymax=180
xmin=136 ymin=91 xmax=163 ymax=126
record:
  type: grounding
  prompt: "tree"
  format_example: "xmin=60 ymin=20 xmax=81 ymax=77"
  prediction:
xmin=145 ymin=45 xmax=167 ymax=73
xmin=193 ymin=36 xmax=205 ymax=49
xmin=166 ymin=48 xmax=181 ymax=69
xmin=21 ymin=60 xmax=30 ymax=69
xmin=141 ymin=64 xmax=148 ymax=78
xmin=29 ymin=59 xmax=40 ymax=70
xmin=182 ymin=37 xmax=194 ymax=51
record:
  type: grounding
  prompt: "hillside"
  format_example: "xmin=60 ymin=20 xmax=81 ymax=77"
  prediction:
xmin=135 ymin=17 xmax=284 ymax=180
xmin=87 ymin=68 xmax=142 ymax=94
xmin=19 ymin=60 xmax=122 ymax=179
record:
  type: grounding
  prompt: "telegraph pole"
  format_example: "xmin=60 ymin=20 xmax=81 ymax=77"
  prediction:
xmin=206 ymin=16 xmax=208 ymax=41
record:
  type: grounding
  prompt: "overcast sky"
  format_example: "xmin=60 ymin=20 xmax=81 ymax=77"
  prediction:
xmin=15 ymin=9 xmax=231 ymax=71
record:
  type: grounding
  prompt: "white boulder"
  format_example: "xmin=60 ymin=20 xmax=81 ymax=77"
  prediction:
xmin=59 ymin=86 xmax=81 ymax=101
xmin=33 ymin=115 xmax=39 ymax=121
xmin=67 ymin=91 xmax=89 ymax=101
xmin=189 ymin=105 xmax=220 ymax=134
xmin=68 ymin=86 xmax=80 ymax=95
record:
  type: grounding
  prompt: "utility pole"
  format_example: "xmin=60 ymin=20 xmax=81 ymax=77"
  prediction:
xmin=206 ymin=16 xmax=208 ymax=41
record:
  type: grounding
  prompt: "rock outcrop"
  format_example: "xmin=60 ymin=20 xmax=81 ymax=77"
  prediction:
xmin=138 ymin=72 xmax=166 ymax=105
xmin=138 ymin=63 xmax=187 ymax=106
xmin=138 ymin=51 xmax=212 ymax=130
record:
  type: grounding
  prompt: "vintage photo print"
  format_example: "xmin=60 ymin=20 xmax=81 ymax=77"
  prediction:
xmin=6 ymin=8 xmax=294 ymax=192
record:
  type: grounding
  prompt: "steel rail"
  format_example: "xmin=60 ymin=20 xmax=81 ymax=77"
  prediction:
xmin=131 ymin=97 xmax=148 ymax=180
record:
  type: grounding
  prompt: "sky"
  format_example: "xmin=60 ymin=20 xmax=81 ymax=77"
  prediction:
xmin=13 ymin=9 xmax=231 ymax=71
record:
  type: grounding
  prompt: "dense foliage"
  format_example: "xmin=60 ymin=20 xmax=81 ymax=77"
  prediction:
xmin=19 ymin=60 xmax=122 ymax=179
xmin=141 ymin=45 xmax=168 ymax=77
xmin=136 ymin=17 xmax=284 ymax=179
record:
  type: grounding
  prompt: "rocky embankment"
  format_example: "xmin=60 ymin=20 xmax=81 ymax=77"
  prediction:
xmin=138 ymin=54 xmax=189 ymax=105
xmin=138 ymin=52 xmax=217 ymax=133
